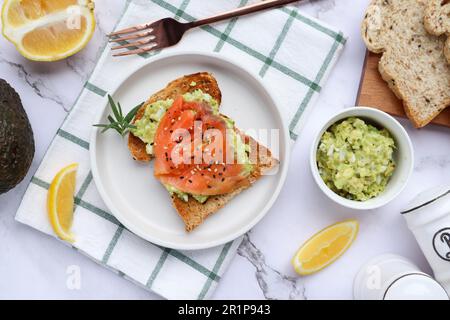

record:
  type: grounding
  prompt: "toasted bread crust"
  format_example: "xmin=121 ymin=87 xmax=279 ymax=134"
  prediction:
xmin=171 ymin=134 xmax=279 ymax=232
xmin=128 ymin=72 xmax=222 ymax=162
xmin=361 ymin=0 xmax=450 ymax=128
xmin=424 ymin=0 xmax=450 ymax=64
xmin=377 ymin=57 xmax=450 ymax=128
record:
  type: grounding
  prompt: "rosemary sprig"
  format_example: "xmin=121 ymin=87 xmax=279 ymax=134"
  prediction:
xmin=94 ymin=95 xmax=144 ymax=136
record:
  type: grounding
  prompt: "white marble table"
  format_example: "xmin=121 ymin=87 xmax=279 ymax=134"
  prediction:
xmin=1 ymin=0 xmax=449 ymax=300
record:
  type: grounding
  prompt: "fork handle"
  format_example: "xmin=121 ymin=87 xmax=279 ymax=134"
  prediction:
xmin=186 ymin=0 xmax=301 ymax=29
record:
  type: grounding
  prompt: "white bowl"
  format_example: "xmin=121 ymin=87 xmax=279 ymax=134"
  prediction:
xmin=310 ymin=107 xmax=414 ymax=210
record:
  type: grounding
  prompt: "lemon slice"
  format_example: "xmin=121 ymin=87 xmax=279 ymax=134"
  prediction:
xmin=47 ymin=163 xmax=78 ymax=242
xmin=292 ymin=219 xmax=359 ymax=275
xmin=1 ymin=0 xmax=95 ymax=61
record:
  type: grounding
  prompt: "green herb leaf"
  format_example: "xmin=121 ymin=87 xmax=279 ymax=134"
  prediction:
xmin=117 ymin=102 xmax=124 ymax=118
xmin=124 ymin=102 xmax=144 ymax=123
xmin=93 ymin=95 xmax=144 ymax=136
xmin=108 ymin=95 xmax=121 ymax=122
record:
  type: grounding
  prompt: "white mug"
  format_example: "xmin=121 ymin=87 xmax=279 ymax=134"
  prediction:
xmin=402 ymin=185 xmax=450 ymax=294
xmin=353 ymin=254 xmax=448 ymax=300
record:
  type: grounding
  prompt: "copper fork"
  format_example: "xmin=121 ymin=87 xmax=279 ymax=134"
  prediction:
xmin=109 ymin=0 xmax=301 ymax=57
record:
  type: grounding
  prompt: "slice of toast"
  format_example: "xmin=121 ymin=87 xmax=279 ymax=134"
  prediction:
xmin=170 ymin=134 xmax=279 ymax=232
xmin=361 ymin=0 xmax=450 ymax=128
xmin=128 ymin=72 xmax=222 ymax=162
xmin=424 ymin=0 xmax=450 ymax=64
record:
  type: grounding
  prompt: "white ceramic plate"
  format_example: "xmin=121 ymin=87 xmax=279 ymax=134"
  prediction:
xmin=90 ymin=52 xmax=289 ymax=250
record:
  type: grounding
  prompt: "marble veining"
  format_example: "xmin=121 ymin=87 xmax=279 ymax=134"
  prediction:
xmin=414 ymin=155 xmax=450 ymax=172
xmin=64 ymin=55 xmax=95 ymax=82
xmin=0 ymin=55 xmax=69 ymax=112
xmin=238 ymin=234 xmax=306 ymax=300
xmin=304 ymin=0 xmax=336 ymax=18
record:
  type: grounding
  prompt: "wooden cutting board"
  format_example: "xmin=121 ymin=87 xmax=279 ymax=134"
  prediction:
xmin=356 ymin=51 xmax=450 ymax=128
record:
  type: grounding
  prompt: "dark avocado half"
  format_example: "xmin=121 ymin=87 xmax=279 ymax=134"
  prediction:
xmin=0 ymin=79 xmax=35 ymax=194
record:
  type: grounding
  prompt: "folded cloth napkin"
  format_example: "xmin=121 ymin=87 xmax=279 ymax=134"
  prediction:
xmin=15 ymin=0 xmax=345 ymax=299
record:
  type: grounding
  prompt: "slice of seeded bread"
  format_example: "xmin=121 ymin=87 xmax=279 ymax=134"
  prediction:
xmin=171 ymin=134 xmax=279 ymax=232
xmin=361 ymin=0 xmax=450 ymax=128
xmin=424 ymin=0 xmax=450 ymax=64
xmin=128 ymin=72 xmax=222 ymax=162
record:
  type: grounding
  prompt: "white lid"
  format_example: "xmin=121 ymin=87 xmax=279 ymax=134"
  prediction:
xmin=384 ymin=274 xmax=449 ymax=300
xmin=402 ymin=185 xmax=450 ymax=214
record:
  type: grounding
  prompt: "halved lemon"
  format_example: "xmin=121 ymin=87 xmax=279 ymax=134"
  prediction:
xmin=2 ymin=0 xmax=95 ymax=61
xmin=47 ymin=163 xmax=78 ymax=242
xmin=292 ymin=219 xmax=359 ymax=276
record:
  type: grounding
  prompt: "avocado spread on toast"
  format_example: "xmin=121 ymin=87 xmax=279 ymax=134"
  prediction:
xmin=132 ymin=90 xmax=254 ymax=204
xmin=131 ymin=90 xmax=219 ymax=155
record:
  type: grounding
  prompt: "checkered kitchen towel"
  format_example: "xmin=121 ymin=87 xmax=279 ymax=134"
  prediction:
xmin=15 ymin=0 xmax=345 ymax=299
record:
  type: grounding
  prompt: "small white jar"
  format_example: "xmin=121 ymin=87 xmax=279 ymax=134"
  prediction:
xmin=354 ymin=254 xmax=449 ymax=300
xmin=402 ymin=185 xmax=450 ymax=294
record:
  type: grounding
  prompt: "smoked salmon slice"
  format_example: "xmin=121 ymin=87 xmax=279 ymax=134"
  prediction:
xmin=153 ymin=96 xmax=250 ymax=195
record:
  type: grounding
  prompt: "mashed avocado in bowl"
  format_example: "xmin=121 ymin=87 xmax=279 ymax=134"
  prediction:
xmin=316 ymin=117 xmax=396 ymax=201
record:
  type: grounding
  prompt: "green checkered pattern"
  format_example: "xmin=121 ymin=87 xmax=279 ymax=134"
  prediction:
xmin=15 ymin=0 xmax=345 ymax=300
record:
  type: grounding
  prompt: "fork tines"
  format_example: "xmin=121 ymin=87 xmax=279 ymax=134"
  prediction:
xmin=108 ymin=22 xmax=153 ymax=37
xmin=108 ymin=22 xmax=158 ymax=57
xmin=111 ymin=43 xmax=159 ymax=57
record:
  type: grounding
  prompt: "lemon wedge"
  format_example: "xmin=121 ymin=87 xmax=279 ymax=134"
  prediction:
xmin=292 ymin=219 xmax=359 ymax=276
xmin=47 ymin=163 xmax=78 ymax=242
xmin=1 ymin=0 xmax=95 ymax=61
